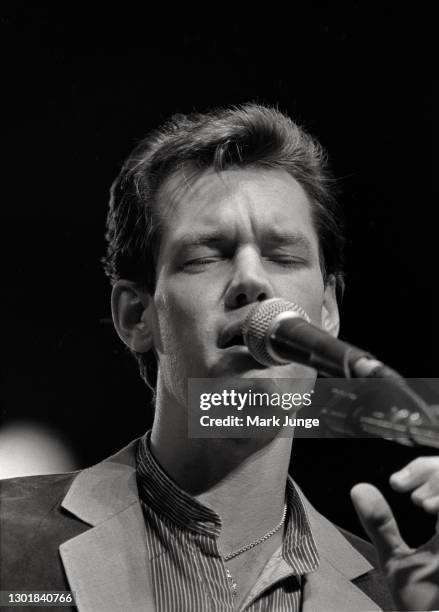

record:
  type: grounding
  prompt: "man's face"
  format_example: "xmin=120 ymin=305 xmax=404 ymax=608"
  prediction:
xmin=149 ymin=166 xmax=337 ymax=405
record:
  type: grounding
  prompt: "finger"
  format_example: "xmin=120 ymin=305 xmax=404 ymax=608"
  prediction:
xmin=410 ymin=481 xmax=434 ymax=507
xmin=351 ymin=483 xmax=412 ymax=567
xmin=390 ymin=457 xmax=439 ymax=492
xmin=421 ymin=494 xmax=439 ymax=515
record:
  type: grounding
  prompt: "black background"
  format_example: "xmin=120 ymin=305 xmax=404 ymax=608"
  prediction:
xmin=0 ymin=5 xmax=436 ymax=543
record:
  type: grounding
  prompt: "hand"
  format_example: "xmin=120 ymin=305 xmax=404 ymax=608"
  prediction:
xmin=390 ymin=457 xmax=439 ymax=517
xmin=351 ymin=457 xmax=439 ymax=611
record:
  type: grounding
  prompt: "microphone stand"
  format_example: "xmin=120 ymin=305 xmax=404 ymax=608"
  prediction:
xmin=320 ymin=375 xmax=439 ymax=450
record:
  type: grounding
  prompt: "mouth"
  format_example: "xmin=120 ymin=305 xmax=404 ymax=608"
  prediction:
xmin=217 ymin=317 xmax=270 ymax=370
xmin=218 ymin=320 xmax=248 ymax=350
xmin=215 ymin=322 xmax=268 ymax=373
xmin=222 ymin=333 xmax=246 ymax=349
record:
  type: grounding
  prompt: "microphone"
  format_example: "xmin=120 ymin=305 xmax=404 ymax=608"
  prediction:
xmin=242 ymin=298 xmax=439 ymax=448
xmin=242 ymin=298 xmax=386 ymax=378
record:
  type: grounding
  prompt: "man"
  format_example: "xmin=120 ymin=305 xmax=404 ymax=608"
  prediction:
xmin=1 ymin=104 xmax=439 ymax=611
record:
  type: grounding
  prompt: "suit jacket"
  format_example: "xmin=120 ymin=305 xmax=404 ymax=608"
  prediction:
xmin=0 ymin=440 xmax=395 ymax=611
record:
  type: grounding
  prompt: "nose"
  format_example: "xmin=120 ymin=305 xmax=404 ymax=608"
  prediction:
xmin=224 ymin=246 xmax=275 ymax=309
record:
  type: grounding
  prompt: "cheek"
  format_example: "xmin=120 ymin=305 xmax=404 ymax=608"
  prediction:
xmin=280 ymin=272 xmax=325 ymax=325
xmin=303 ymin=286 xmax=325 ymax=322
xmin=153 ymin=282 xmax=215 ymax=352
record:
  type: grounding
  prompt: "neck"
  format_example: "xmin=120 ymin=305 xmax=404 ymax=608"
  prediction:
xmin=150 ymin=379 xmax=293 ymax=553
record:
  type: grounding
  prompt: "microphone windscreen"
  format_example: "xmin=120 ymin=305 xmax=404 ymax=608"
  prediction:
xmin=242 ymin=298 xmax=310 ymax=366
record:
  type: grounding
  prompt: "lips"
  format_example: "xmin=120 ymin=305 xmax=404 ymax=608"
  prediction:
xmin=223 ymin=333 xmax=245 ymax=349
xmin=218 ymin=320 xmax=248 ymax=349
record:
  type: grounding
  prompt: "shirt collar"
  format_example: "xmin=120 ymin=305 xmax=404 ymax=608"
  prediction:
xmin=136 ymin=432 xmax=319 ymax=574
xmin=284 ymin=477 xmax=320 ymax=574
xmin=136 ymin=432 xmax=222 ymax=537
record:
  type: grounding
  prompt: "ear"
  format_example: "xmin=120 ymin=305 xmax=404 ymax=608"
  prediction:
xmin=321 ymin=276 xmax=340 ymax=337
xmin=111 ymin=280 xmax=155 ymax=353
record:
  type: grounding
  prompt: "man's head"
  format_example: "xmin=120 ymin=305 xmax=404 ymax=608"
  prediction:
xmin=103 ymin=104 xmax=345 ymax=395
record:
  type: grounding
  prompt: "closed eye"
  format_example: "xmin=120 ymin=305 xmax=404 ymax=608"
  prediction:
xmin=264 ymin=256 xmax=307 ymax=268
xmin=181 ymin=257 xmax=224 ymax=271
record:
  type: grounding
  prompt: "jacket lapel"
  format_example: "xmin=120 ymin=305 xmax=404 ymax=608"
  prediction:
xmin=58 ymin=442 xmax=382 ymax=612
xmin=59 ymin=441 xmax=155 ymax=612
xmin=299 ymin=490 xmax=382 ymax=611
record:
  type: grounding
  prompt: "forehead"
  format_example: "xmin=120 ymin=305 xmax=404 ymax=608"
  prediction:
xmin=156 ymin=166 xmax=318 ymax=248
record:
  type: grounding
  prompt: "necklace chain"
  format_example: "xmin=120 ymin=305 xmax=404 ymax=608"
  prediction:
xmin=223 ymin=503 xmax=288 ymax=562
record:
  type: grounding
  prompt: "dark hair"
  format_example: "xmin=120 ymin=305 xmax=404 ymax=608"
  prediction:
xmin=103 ymin=103 xmax=345 ymax=390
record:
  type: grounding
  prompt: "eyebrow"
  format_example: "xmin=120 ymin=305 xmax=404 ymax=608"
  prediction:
xmin=263 ymin=230 xmax=314 ymax=251
xmin=173 ymin=230 xmax=314 ymax=251
xmin=173 ymin=232 xmax=227 ymax=249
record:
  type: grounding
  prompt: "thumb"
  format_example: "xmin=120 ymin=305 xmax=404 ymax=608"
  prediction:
xmin=350 ymin=483 xmax=412 ymax=567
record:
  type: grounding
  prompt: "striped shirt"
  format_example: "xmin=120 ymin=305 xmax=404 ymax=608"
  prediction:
xmin=136 ymin=434 xmax=319 ymax=611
